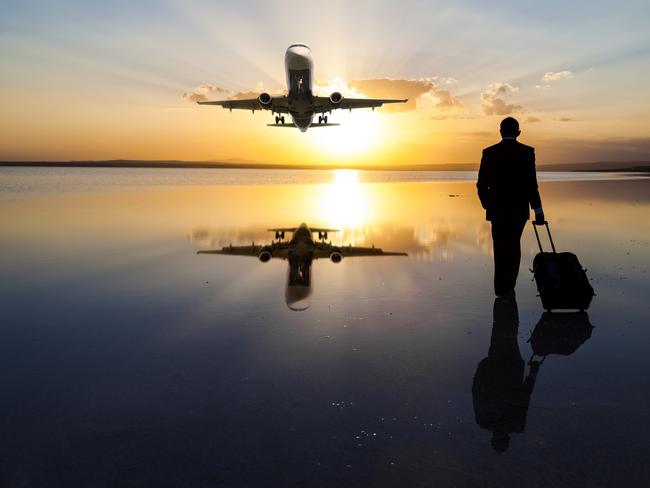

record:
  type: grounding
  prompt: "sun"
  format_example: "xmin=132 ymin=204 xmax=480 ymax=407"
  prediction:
xmin=307 ymin=110 xmax=384 ymax=157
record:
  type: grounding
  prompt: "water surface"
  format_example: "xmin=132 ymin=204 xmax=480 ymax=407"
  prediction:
xmin=1 ymin=168 xmax=649 ymax=487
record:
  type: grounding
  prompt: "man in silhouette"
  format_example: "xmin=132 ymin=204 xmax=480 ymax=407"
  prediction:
xmin=477 ymin=117 xmax=544 ymax=297
xmin=472 ymin=296 xmax=540 ymax=452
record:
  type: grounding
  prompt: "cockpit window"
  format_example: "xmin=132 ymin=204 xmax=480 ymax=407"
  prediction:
xmin=288 ymin=256 xmax=312 ymax=286
xmin=289 ymin=70 xmax=310 ymax=96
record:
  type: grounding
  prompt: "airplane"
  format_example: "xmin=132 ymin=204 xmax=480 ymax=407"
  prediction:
xmin=197 ymin=223 xmax=407 ymax=311
xmin=197 ymin=43 xmax=408 ymax=132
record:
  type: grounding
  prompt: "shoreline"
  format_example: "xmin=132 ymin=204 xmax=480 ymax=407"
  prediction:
xmin=1 ymin=160 xmax=649 ymax=173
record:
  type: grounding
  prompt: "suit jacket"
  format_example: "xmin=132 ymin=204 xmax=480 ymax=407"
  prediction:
xmin=477 ymin=139 xmax=542 ymax=221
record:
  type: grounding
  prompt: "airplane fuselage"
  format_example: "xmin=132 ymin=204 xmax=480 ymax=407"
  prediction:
xmin=285 ymin=223 xmax=316 ymax=309
xmin=284 ymin=44 xmax=316 ymax=132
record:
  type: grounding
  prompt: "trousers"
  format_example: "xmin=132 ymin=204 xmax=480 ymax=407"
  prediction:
xmin=491 ymin=219 xmax=527 ymax=296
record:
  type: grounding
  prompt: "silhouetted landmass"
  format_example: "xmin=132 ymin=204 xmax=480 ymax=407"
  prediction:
xmin=1 ymin=160 xmax=649 ymax=172
xmin=541 ymin=161 xmax=650 ymax=172
xmin=0 ymin=160 xmax=476 ymax=171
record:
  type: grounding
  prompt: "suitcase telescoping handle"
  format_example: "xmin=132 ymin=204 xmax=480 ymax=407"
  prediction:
xmin=532 ymin=221 xmax=557 ymax=254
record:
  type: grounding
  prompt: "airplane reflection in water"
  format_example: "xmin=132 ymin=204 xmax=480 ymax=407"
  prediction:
xmin=472 ymin=297 xmax=593 ymax=452
xmin=197 ymin=223 xmax=407 ymax=310
xmin=189 ymin=222 xmax=464 ymax=262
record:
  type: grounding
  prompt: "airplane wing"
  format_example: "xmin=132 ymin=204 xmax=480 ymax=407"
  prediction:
xmin=198 ymin=96 xmax=291 ymax=113
xmin=197 ymin=242 xmax=289 ymax=259
xmin=312 ymin=96 xmax=408 ymax=113
xmin=313 ymin=242 xmax=407 ymax=259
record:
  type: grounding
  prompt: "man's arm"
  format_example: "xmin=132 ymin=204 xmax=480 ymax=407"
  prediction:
xmin=528 ymin=148 xmax=544 ymax=222
xmin=477 ymin=149 xmax=490 ymax=210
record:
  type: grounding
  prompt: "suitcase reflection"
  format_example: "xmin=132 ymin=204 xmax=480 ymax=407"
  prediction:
xmin=472 ymin=297 xmax=594 ymax=452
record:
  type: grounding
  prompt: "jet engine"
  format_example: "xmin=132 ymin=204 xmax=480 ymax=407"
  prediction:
xmin=258 ymin=92 xmax=272 ymax=106
xmin=329 ymin=92 xmax=343 ymax=105
xmin=258 ymin=249 xmax=272 ymax=262
xmin=329 ymin=251 xmax=343 ymax=263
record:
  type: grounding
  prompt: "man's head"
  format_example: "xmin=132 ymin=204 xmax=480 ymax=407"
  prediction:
xmin=500 ymin=117 xmax=520 ymax=139
xmin=491 ymin=431 xmax=510 ymax=452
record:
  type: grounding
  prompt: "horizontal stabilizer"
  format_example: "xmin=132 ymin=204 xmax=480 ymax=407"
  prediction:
xmin=310 ymin=228 xmax=339 ymax=233
xmin=268 ymin=228 xmax=297 ymax=232
xmin=266 ymin=123 xmax=340 ymax=128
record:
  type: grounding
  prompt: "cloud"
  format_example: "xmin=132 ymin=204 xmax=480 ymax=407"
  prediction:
xmin=198 ymin=84 xmax=227 ymax=93
xmin=480 ymin=83 xmax=522 ymax=115
xmin=424 ymin=87 xmax=464 ymax=110
xmin=537 ymin=70 xmax=574 ymax=89
xmin=526 ymin=116 xmax=542 ymax=123
xmin=182 ymin=83 xmax=229 ymax=103
xmin=430 ymin=114 xmax=476 ymax=120
xmin=182 ymin=82 xmax=274 ymax=103
xmin=227 ymin=91 xmax=259 ymax=100
xmin=182 ymin=91 xmax=208 ymax=102
xmin=556 ymin=117 xmax=575 ymax=122
xmin=317 ymin=77 xmax=463 ymax=113
xmin=430 ymin=76 xmax=458 ymax=85
xmin=542 ymin=70 xmax=573 ymax=82
xmin=184 ymin=77 xmax=464 ymax=113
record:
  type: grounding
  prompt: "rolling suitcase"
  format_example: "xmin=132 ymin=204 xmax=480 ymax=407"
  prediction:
xmin=531 ymin=222 xmax=595 ymax=311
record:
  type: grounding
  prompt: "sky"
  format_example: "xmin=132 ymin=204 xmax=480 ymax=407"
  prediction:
xmin=1 ymin=0 xmax=649 ymax=165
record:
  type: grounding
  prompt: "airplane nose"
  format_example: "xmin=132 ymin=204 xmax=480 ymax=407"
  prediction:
xmin=286 ymin=43 xmax=311 ymax=54
xmin=285 ymin=285 xmax=311 ymax=311
xmin=285 ymin=44 xmax=313 ymax=70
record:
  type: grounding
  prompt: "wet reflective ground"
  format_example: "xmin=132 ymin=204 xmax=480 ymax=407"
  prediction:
xmin=1 ymin=168 xmax=649 ymax=487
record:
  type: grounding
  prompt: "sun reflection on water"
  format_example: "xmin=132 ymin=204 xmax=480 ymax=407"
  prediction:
xmin=317 ymin=170 xmax=370 ymax=230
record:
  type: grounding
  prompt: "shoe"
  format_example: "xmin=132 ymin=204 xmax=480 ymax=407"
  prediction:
xmin=496 ymin=289 xmax=516 ymax=299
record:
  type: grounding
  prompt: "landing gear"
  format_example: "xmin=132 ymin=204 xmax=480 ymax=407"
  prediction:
xmin=318 ymin=231 xmax=328 ymax=240
xmin=318 ymin=115 xmax=329 ymax=125
xmin=275 ymin=231 xmax=285 ymax=240
xmin=274 ymin=116 xmax=286 ymax=125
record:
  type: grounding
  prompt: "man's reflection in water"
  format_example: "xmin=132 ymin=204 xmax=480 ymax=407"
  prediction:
xmin=472 ymin=296 xmax=539 ymax=452
xmin=472 ymin=300 xmax=594 ymax=452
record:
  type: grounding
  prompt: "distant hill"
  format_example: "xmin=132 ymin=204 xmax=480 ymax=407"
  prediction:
xmin=0 ymin=160 xmax=477 ymax=170
xmin=539 ymin=161 xmax=650 ymax=172
xmin=1 ymin=160 xmax=649 ymax=172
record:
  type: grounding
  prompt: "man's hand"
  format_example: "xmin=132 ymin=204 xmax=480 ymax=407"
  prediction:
xmin=534 ymin=208 xmax=545 ymax=224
